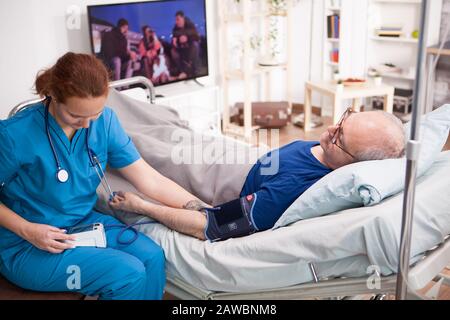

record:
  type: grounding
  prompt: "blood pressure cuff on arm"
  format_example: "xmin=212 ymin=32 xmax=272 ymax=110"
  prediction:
xmin=203 ymin=194 xmax=258 ymax=242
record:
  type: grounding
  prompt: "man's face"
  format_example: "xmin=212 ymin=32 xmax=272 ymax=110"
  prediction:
xmin=319 ymin=111 xmax=373 ymax=169
xmin=120 ymin=25 xmax=129 ymax=35
xmin=175 ymin=15 xmax=185 ymax=28
xmin=54 ymin=95 xmax=107 ymax=130
xmin=319 ymin=111 xmax=399 ymax=169
xmin=319 ymin=120 xmax=355 ymax=170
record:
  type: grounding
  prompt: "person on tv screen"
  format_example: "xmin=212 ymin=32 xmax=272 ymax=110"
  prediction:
xmin=138 ymin=26 xmax=161 ymax=80
xmin=100 ymin=18 xmax=137 ymax=81
xmin=170 ymin=11 xmax=200 ymax=78
xmin=152 ymin=54 xmax=171 ymax=85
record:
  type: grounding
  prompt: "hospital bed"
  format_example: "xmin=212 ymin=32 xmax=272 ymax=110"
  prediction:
xmin=7 ymin=76 xmax=450 ymax=300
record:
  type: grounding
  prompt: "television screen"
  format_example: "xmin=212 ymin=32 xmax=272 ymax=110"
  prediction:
xmin=87 ymin=0 xmax=208 ymax=86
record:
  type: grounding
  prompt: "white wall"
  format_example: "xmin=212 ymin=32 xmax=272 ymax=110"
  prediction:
xmin=0 ymin=0 xmax=320 ymax=120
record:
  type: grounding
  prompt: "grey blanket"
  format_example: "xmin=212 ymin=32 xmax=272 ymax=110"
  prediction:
xmin=100 ymin=89 xmax=267 ymax=206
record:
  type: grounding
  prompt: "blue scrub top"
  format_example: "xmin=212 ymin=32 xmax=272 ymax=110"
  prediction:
xmin=240 ymin=140 xmax=332 ymax=231
xmin=0 ymin=102 xmax=141 ymax=256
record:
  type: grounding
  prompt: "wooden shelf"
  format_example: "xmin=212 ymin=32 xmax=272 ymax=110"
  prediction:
xmin=327 ymin=38 xmax=340 ymax=43
xmin=379 ymin=72 xmax=415 ymax=81
xmin=326 ymin=61 xmax=339 ymax=67
xmin=258 ymin=63 xmax=287 ymax=69
xmin=225 ymin=64 xmax=288 ymax=80
xmin=427 ymin=43 xmax=450 ymax=56
xmin=326 ymin=6 xmax=341 ymax=11
xmin=224 ymin=11 xmax=287 ymax=23
xmin=370 ymin=36 xmax=419 ymax=44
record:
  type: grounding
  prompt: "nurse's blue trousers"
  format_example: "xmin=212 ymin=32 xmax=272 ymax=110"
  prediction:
xmin=0 ymin=212 xmax=165 ymax=300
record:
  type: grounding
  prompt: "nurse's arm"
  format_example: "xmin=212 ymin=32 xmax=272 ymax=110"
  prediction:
xmin=117 ymin=158 xmax=206 ymax=209
xmin=0 ymin=203 xmax=33 ymax=239
xmin=0 ymin=203 xmax=75 ymax=254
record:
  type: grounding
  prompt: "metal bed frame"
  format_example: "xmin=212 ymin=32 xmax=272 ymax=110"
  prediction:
xmin=8 ymin=75 xmax=450 ymax=300
xmin=164 ymin=236 xmax=450 ymax=300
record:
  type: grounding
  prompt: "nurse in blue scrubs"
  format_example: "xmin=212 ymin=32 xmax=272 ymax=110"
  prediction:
xmin=0 ymin=52 xmax=204 ymax=300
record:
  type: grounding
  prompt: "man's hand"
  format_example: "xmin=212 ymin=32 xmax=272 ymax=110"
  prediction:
xmin=22 ymin=223 xmax=76 ymax=254
xmin=109 ymin=191 xmax=148 ymax=214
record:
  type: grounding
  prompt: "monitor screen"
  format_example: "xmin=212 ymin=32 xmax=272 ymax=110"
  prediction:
xmin=87 ymin=0 xmax=208 ymax=87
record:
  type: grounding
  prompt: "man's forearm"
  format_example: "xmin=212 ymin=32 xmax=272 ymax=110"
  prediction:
xmin=119 ymin=159 xmax=204 ymax=210
xmin=147 ymin=174 xmax=203 ymax=209
xmin=137 ymin=201 xmax=207 ymax=240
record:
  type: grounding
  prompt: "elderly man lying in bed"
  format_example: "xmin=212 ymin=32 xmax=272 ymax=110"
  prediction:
xmin=109 ymin=109 xmax=406 ymax=242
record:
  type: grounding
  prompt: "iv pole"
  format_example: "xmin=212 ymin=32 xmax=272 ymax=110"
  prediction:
xmin=395 ymin=0 xmax=430 ymax=300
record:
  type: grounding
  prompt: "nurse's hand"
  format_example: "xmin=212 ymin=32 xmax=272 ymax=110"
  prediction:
xmin=109 ymin=191 xmax=147 ymax=214
xmin=23 ymin=223 xmax=76 ymax=254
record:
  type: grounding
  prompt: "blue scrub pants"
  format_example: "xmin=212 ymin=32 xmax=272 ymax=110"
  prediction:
xmin=0 ymin=211 xmax=165 ymax=300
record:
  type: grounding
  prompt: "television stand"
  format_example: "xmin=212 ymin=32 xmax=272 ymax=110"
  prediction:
xmin=155 ymin=82 xmax=220 ymax=135
xmin=189 ymin=78 xmax=206 ymax=87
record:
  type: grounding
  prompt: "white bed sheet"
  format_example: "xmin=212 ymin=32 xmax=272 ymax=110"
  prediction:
xmin=107 ymin=151 xmax=450 ymax=293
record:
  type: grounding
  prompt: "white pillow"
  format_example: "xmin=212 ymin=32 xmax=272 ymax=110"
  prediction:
xmin=273 ymin=104 xmax=450 ymax=229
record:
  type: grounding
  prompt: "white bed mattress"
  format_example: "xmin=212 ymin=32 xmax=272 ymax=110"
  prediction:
xmin=103 ymin=151 xmax=450 ymax=293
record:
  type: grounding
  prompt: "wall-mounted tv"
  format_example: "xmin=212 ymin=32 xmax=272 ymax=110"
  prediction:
xmin=87 ymin=0 xmax=208 ymax=87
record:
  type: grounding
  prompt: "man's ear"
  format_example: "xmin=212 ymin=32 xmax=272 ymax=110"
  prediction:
xmin=443 ymin=132 xmax=450 ymax=152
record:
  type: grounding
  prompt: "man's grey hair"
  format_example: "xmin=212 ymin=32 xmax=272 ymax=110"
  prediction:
xmin=354 ymin=111 xmax=406 ymax=161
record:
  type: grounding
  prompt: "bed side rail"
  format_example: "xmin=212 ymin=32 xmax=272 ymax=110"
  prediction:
xmin=8 ymin=98 xmax=46 ymax=119
xmin=108 ymin=76 xmax=155 ymax=104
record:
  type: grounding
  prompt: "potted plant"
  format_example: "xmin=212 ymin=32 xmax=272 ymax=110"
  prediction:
xmin=336 ymin=79 xmax=344 ymax=92
xmin=263 ymin=0 xmax=300 ymax=64
xmin=269 ymin=0 xmax=287 ymax=15
xmin=333 ymin=69 xmax=341 ymax=81
xmin=245 ymin=35 xmax=262 ymax=68
xmin=373 ymin=72 xmax=382 ymax=86
xmin=232 ymin=0 xmax=258 ymax=14
xmin=230 ymin=35 xmax=262 ymax=70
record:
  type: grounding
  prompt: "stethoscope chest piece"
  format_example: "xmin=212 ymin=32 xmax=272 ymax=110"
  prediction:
xmin=57 ymin=168 xmax=69 ymax=183
xmin=44 ymin=97 xmax=113 ymax=198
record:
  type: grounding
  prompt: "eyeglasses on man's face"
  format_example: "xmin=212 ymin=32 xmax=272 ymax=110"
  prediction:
xmin=329 ymin=107 xmax=356 ymax=159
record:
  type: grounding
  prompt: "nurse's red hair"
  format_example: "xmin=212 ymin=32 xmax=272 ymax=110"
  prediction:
xmin=35 ymin=52 xmax=109 ymax=103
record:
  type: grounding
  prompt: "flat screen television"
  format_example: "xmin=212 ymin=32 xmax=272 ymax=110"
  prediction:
xmin=87 ymin=0 xmax=208 ymax=87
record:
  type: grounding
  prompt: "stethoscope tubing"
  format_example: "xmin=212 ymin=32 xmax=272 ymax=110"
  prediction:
xmin=45 ymin=97 xmax=114 ymax=199
xmin=45 ymin=98 xmax=64 ymax=174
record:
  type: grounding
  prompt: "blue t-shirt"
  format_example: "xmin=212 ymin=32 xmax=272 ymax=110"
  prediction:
xmin=240 ymin=140 xmax=332 ymax=231
xmin=0 ymin=103 xmax=140 ymax=258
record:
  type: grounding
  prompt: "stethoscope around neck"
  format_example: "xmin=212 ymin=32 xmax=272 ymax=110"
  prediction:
xmin=45 ymin=97 xmax=115 ymax=200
